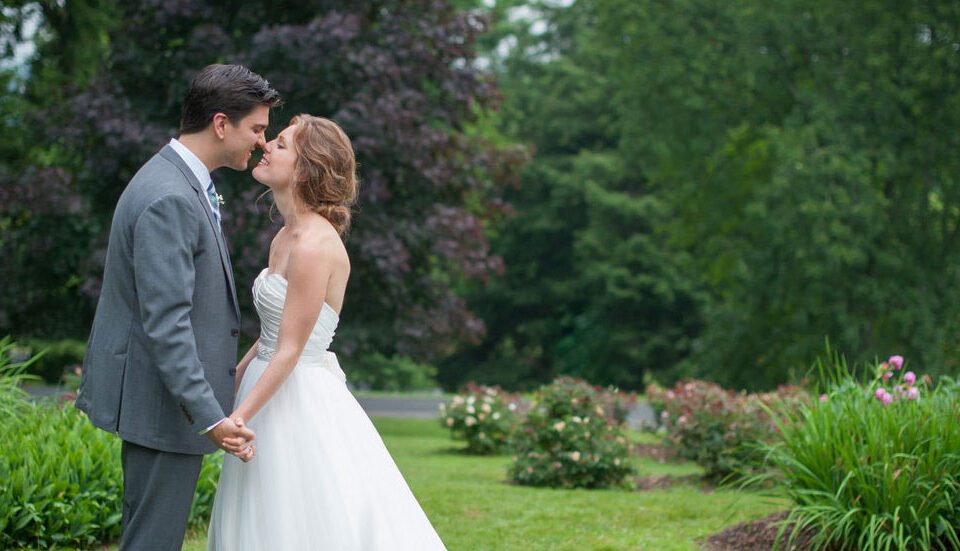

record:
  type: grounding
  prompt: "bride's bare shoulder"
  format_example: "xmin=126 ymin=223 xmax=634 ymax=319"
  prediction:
xmin=287 ymin=220 xmax=349 ymax=275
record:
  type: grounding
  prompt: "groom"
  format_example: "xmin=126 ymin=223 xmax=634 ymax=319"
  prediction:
xmin=76 ymin=64 xmax=282 ymax=550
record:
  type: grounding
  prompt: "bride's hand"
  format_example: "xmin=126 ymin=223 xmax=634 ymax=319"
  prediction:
xmin=232 ymin=417 xmax=256 ymax=462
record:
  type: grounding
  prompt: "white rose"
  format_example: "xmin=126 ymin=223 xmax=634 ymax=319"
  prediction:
xmin=569 ymin=451 xmax=581 ymax=461
xmin=465 ymin=416 xmax=477 ymax=426
xmin=492 ymin=412 xmax=501 ymax=420
xmin=572 ymin=416 xmax=582 ymax=424
xmin=466 ymin=406 xmax=475 ymax=414
xmin=553 ymin=421 xmax=566 ymax=431
xmin=446 ymin=417 xmax=454 ymax=427
xmin=481 ymin=403 xmax=492 ymax=413
xmin=508 ymin=403 xmax=518 ymax=411
xmin=467 ymin=396 xmax=476 ymax=405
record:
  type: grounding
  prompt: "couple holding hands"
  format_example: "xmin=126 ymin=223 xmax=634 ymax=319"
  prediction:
xmin=77 ymin=64 xmax=446 ymax=550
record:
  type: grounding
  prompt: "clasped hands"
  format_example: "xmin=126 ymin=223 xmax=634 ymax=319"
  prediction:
xmin=206 ymin=417 xmax=256 ymax=462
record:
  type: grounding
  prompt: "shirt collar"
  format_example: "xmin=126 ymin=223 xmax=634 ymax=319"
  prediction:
xmin=168 ymin=138 xmax=212 ymax=188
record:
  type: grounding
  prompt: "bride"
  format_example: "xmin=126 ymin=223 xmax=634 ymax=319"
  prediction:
xmin=207 ymin=115 xmax=446 ymax=550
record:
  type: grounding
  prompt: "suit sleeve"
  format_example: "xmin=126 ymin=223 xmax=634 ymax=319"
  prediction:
xmin=133 ymin=194 xmax=225 ymax=430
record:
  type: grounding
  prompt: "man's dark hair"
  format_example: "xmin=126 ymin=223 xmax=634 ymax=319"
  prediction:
xmin=180 ymin=64 xmax=282 ymax=134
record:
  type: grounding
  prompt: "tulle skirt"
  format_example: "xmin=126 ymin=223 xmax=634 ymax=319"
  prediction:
xmin=207 ymin=352 xmax=446 ymax=550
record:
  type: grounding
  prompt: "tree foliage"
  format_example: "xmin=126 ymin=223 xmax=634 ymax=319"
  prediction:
xmin=598 ymin=0 xmax=960 ymax=387
xmin=1 ymin=1 xmax=525 ymax=363
xmin=441 ymin=0 xmax=704 ymax=390
xmin=447 ymin=0 xmax=960 ymax=390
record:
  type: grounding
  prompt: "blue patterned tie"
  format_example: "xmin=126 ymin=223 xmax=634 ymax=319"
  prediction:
xmin=206 ymin=180 xmax=221 ymax=227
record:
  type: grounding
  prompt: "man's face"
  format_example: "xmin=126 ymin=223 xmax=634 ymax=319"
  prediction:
xmin=221 ymin=104 xmax=269 ymax=171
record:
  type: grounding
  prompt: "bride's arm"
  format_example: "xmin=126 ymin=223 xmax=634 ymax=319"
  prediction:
xmin=231 ymin=240 xmax=337 ymax=422
xmin=233 ymin=338 xmax=260 ymax=396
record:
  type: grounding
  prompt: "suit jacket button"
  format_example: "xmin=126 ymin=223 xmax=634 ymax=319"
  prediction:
xmin=229 ymin=367 xmax=237 ymax=376
xmin=231 ymin=328 xmax=240 ymax=337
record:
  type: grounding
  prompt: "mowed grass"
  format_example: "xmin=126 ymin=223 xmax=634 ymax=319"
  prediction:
xmin=121 ymin=418 xmax=786 ymax=551
xmin=368 ymin=418 xmax=783 ymax=550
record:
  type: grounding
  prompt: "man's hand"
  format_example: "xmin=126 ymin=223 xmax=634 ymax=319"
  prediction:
xmin=206 ymin=417 xmax=255 ymax=459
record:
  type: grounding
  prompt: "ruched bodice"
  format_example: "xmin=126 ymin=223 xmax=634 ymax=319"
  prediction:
xmin=253 ymin=268 xmax=339 ymax=360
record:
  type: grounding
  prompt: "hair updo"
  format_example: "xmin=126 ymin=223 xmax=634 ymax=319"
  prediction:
xmin=289 ymin=114 xmax=358 ymax=236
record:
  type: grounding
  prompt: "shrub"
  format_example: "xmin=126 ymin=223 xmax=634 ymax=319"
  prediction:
xmin=597 ymin=385 xmax=638 ymax=426
xmin=440 ymin=383 xmax=523 ymax=454
xmin=21 ymin=338 xmax=86 ymax=385
xmin=190 ymin=452 xmax=225 ymax=530
xmin=647 ymin=379 xmax=807 ymax=480
xmin=0 ymin=335 xmax=122 ymax=548
xmin=1 ymin=400 xmax=124 ymax=548
xmin=765 ymin=354 xmax=960 ymax=550
xmin=347 ymin=353 xmax=438 ymax=391
xmin=508 ymin=377 xmax=634 ymax=489
xmin=0 ymin=336 xmax=223 ymax=547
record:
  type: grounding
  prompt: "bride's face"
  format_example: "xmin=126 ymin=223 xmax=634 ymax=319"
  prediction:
xmin=252 ymin=124 xmax=299 ymax=189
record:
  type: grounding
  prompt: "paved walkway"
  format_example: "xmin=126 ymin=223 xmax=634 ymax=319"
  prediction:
xmin=25 ymin=385 xmax=656 ymax=428
xmin=354 ymin=395 xmax=656 ymax=428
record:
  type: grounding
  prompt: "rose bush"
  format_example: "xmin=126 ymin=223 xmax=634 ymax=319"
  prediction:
xmin=439 ymin=383 xmax=523 ymax=454
xmin=647 ymin=379 xmax=807 ymax=480
xmin=508 ymin=377 xmax=634 ymax=489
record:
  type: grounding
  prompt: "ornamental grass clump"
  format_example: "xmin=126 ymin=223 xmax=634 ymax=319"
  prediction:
xmin=508 ymin=377 xmax=634 ymax=489
xmin=439 ymin=383 xmax=523 ymax=454
xmin=647 ymin=379 xmax=807 ymax=480
xmin=764 ymin=353 xmax=960 ymax=551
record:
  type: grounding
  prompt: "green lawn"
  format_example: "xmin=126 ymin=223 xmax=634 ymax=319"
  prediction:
xmin=122 ymin=418 xmax=786 ymax=550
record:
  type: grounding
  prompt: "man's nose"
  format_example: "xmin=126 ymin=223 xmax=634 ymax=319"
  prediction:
xmin=256 ymin=134 xmax=268 ymax=150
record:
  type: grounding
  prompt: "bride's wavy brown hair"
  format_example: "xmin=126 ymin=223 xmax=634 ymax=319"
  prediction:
xmin=289 ymin=114 xmax=358 ymax=236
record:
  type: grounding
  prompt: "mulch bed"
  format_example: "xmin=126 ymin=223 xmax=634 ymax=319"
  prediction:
xmin=630 ymin=441 xmax=715 ymax=491
xmin=631 ymin=442 xmax=677 ymax=462
xmin=700 ymin=511 xmax=820 ymax=551
xmin=631 ymin=474 xmax=703 ymax=490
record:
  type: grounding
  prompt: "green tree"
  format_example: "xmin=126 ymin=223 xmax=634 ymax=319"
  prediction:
xmin=598 ymin=0 xmax=960 ymax=387
xmin=442 ymin=0 xmax=703 ymax=390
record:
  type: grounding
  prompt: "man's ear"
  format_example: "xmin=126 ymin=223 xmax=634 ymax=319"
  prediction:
xmin=212 ymin=112 xmax=229 ymax=140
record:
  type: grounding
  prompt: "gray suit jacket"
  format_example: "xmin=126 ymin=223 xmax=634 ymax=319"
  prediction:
xmin=76 ymin=145 xmax=241 ymax=455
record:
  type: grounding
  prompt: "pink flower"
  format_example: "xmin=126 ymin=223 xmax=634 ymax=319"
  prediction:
xmin=883 ymin=371 xmax=893 ymax=380
xmin=875 ymin=388 xmax=887 ymax=400
xmin=903 ymin=371 xmax=916 ymax=386
xmin=819 ymin=394 xmax=828 ymax=402
xmin=881 ymin=392 xmax=893 ymax=406
xmin=888 ymin=355 xmax=904 ymax=370
xmin=907 ymin=387 xmax=920 ymax=400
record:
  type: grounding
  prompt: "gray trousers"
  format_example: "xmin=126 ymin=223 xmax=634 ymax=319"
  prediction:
xmin=120 ymin=440 xmax=204 ymax=551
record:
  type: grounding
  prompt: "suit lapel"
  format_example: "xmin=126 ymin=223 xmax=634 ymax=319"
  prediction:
xmin=158 ymin=145 xmax=241 ymax=320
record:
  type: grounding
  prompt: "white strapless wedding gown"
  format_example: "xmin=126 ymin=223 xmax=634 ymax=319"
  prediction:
xmin=207 ymin=269 xmax=446 ymax=550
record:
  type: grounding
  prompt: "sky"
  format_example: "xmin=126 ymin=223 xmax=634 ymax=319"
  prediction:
xmin=1 ymin=6 xmax=40 ymax=76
